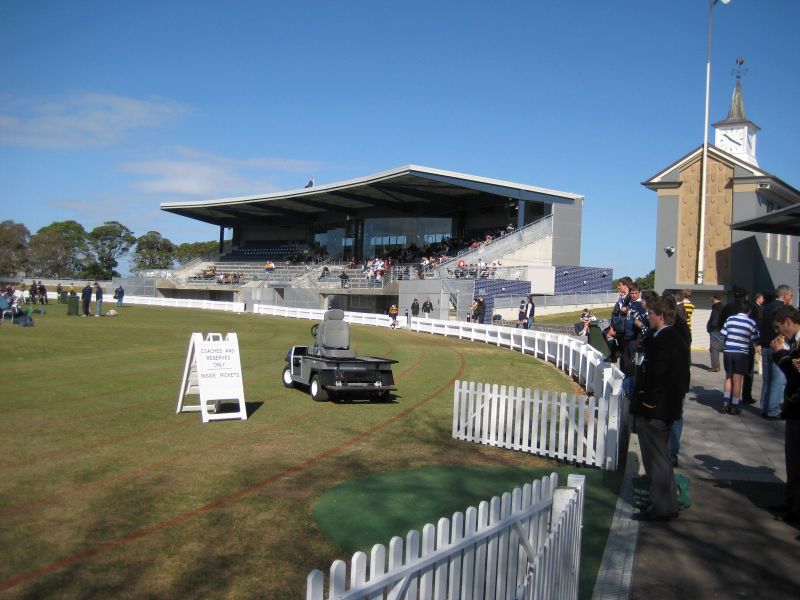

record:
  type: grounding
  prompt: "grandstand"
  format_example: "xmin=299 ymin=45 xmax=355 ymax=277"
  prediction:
xmin=148 ymin=165 xmax=612 ymax=319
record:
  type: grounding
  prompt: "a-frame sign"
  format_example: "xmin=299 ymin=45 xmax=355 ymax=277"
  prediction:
xmin=177 ymin=332 xmax=248 ymax=423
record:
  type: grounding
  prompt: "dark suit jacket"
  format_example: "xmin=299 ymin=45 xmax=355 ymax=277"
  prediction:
xmin=630 ymin=325 xmax=689 ymax=423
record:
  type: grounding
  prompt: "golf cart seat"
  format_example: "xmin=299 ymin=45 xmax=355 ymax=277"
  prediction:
xmin=313 ymin=309 xmax=356 ymax=358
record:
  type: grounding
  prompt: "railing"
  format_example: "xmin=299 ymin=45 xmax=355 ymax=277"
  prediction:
xmin=407 ymin=319 xmax=625 ymax=470
xmin=437 ymin=216 xmax=554 ymax=272
xmin=453 ymin=382 xmax=609 ymax=469
xmin=306 ymin=473 xmax=585 ymax=600
xmin=253 ymin=303 xmax=406 ymax=329
xmin=121 ymin=295 xmax=245 ymax=312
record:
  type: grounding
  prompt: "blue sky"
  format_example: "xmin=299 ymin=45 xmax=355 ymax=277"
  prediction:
xmin=1 ymin=0 xmax=798 ymax=278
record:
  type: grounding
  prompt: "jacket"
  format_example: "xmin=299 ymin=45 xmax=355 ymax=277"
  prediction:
xmin=630 ymin=325 xmax=689 ymax=423
xmin=773 ymin=345 xmax=800 ymax=421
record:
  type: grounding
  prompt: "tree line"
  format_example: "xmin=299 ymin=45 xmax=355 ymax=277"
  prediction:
xmin=0 ymin=219 xmax=218 ymax=280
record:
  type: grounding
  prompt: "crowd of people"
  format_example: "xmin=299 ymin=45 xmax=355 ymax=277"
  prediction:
xmin=602 ymin=278 xmax=799 ymax=526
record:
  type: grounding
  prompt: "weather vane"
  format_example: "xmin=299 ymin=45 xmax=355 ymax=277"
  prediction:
xmin=732 ymin=56 xmax=748 ymax=80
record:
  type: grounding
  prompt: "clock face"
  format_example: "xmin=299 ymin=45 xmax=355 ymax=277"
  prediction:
xmin=718 ymin=128 xmax=744 ymax=152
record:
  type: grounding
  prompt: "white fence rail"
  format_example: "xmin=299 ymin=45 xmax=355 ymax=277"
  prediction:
xmin=307 ymin=473 xmax=585 ymax=600
xmin=253 ymin=303 xmax=408 ymax=329
xmin=122 ymin=295 xmax=246 ymax=312
xmin=453 ymin=382 xmax=607 ymax=469
xmin=407 ymin=319 xmax=624 ymax=470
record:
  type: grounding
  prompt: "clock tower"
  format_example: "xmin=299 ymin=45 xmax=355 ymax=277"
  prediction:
xmin=713 ymin=59 xmax=759 ymax=166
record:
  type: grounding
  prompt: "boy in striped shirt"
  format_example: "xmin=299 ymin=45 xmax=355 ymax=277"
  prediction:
xmin=720 ymin=300 xmax=759 ymax=414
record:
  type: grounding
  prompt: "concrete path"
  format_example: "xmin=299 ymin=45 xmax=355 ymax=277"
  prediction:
xmin=594 ymin=351 xmax=800 ymax=600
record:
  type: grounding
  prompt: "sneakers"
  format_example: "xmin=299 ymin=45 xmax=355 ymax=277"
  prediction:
xmin=708 ymin=367 xmax=720 ymax=372
xmin=728 ymin=406 xmax=742 ymax=415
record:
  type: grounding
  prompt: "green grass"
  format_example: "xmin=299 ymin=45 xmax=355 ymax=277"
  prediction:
xmin=316 ymin=466 xmax=622 ymax=600
xmin=0 ymin=304 xmax=608 ymax=598
xmin=536 ymin=307 xmax=613 ymax=326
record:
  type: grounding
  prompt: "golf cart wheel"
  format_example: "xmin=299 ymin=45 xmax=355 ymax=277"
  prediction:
xmin=282 ymin=366 xmax=294 ymax=388
xmin=375 ymin=390 xmax=391 ymax=402
xmin=310 ymin=375 xmax=329 ymax=402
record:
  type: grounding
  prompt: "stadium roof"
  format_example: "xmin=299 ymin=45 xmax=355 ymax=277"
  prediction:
xmin=161 ymin=165 xmax=583 ymax=227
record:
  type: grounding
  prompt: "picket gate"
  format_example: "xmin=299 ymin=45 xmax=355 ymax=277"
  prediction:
xmin=306 ymin=473 xmax=585 ymax=600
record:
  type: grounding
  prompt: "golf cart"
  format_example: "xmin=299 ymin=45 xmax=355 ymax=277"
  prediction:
xmin=282 ymin=309 xmax=397 ymax=401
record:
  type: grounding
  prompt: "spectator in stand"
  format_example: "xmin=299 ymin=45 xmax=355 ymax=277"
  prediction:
xmin=720 ymin=300 xmax=759 ymax=415
xmin=339 ymin=270 xmax=349 ymax=289
xmin=760 ymin=285 xmax=794 ymax=419
xmin=707 ymin=294 xmax=723 ymax=372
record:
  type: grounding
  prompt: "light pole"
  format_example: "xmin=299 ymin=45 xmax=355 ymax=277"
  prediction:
xmin=697 ymin=0 xmax=730 ymax=285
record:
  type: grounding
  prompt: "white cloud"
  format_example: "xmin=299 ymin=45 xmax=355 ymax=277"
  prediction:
xmin=121 ymin=147 xmax=324 ymax=197
xmin=0 ymin=92 xmax=188 ymax=148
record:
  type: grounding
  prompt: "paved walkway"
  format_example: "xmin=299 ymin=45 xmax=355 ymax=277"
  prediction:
xmin=593 ymin=351 xmax=800 ymax=600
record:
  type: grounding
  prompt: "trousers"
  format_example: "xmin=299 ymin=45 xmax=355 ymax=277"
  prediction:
xmin=635 ymin=415 xmax=678 ymax=516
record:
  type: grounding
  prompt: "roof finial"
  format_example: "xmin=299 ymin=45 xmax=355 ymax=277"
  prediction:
xmin=726 ymin=57 xmax=747 ymax=122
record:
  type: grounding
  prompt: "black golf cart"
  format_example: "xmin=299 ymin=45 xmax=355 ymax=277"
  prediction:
xmin=282 ymin=309 xmax=397 ymax=402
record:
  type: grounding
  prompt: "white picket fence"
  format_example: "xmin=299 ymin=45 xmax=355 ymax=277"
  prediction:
xmin=122 ymin=295 xmax=245 ymax=312
xmin=306 ymin=473 xmax=585 ymax=600
xmin=452 ymin=382 xmax=609 ymax=469
xmin=253 ymin=303 xmax=408 ymax=329
xmin=407 ymin=319 xmax=625 ymax=470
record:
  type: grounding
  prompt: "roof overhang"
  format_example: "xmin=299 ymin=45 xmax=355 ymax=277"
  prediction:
xmin=160 ymin=165 xmax=583 ymax=228
xmin=730 ymin=202 xmax=800 ymax=235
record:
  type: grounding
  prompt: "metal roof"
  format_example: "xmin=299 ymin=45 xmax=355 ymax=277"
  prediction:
xmin=160 ymin=165 xmax=583 ymax=227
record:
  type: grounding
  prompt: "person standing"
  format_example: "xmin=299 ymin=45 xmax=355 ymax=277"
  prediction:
xmin=410 ymin=298 xmax=420 ymax=322
xmin=388 ymin=304 xmax=398 ymax=329
xmin=720 ymin=301 xmax=759 ymax=415
xmin=681 ymin=289 xmax=695 ymax=330
xmin=94 ymin=282 xmax=103 ymax=317
xmin=630 ymin=296 xmax=688 ymax=521
xmin=760 ymin=285 xmax=794 ymax=419
xmin=38 ymin=281 xmax=47 ymax=305
xmin=114 ymin=285 xmax=125 ymax=307
xmin=770 ymin=305 xmax=800 ymax=525
xmin=81 ymin=283 xmax=92 ymax=317
xmin=525 ymin=294 xmax=536 ymax=329
xmin=422 ymin=297 xmax=433 ymax=319
xmin=707 ymin=294 xmax=723 ymax=372
xmin=473 ymin=297 xmax=486 ymax=324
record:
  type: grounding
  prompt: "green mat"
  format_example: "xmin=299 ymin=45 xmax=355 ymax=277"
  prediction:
xmin=314 ymin=465 xmax=622 ymax=599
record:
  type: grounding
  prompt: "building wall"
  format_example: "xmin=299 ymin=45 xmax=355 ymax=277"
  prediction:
xmin=551 ymin=200 xmax=582 ymax=265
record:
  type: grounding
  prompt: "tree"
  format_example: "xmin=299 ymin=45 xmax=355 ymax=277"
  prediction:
xmin=86 ymin=221 xmax=136 ymax=279
xmin=635 ymin=270 xmax=655 ymax=291
xmin=175 ymin=241 xmax=219 ymax=265
xmin=132 ymin=231 xmax=176 ymax=271
xmin=0 ymin=220 xmax=30 ymax=276
xmin=36 ymin=220 xmax=90 ymax=275
xmin=27 ymin=230 xmax=77 ymax=277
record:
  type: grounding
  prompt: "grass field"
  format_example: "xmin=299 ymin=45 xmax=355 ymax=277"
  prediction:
xmin=1 ymin=305 xmax=616 ymax=598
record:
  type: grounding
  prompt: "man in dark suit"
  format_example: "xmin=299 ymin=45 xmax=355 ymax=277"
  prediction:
xmin=630 ymin=296 xmax=689 ymax=521
xmin=770 ymin=305 xmax=800 ymax=524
